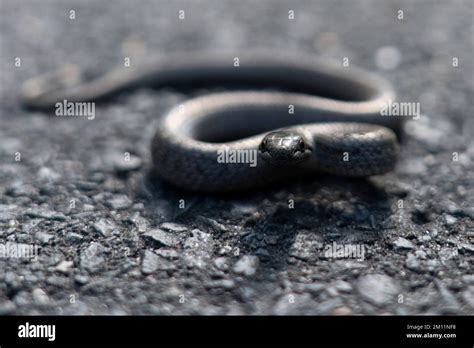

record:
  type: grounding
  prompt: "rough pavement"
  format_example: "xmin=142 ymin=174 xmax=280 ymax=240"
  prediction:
xmin=0 ymin=0 xmax=473 ymax=315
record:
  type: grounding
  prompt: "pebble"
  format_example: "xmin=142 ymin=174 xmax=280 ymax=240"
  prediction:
xmin=160 ymin=222 xmax=187 ymax=233
xmin=316 ymin=298 xmax=344 ymax=314
xmin=32 ymin=288 xmax=50 ymax=305
xmin=105 ymin=194 xmax=133 ymax=210
xmin=205 ymin=279 xmax=235 ymax=290
xmin=356 ymin=274 xmax=400 ymax=306
xmin=182 ymin=229 xmax=214 ymax=269
xmin=25 ymin=208 xmax=66 ymax=221
xmin=155 ymin=249 xmax=179 ymax=259
xmin=66 ymin=232 xmax=83 ymax=244
xmin=391 ymin=237 xmax=415 ymax=250
xmin=460 ymin=243 xmax=474 ymax=254
xmin=141 ymin=250 xmax=160 ymax=274
xmin=461 ymin=275 xmax=474 ymax=284
xmin=0 ymin=301 xmax=16 ymax=315
xmin=333 ymin=280 xmax=353 ymax=293
xmin=233 ymin=255 xmax=259 ymax=276
xmin=37 ymin=167 xmax=61 ymax=182
xmin=92 ymin=219 xmax=116 ymax=237
xmin=74 ymin=275 xmax=90 ymax=285
xmin=112 ymin=153 xmax=142 ymax=172
xmin=6 ymin=183 xmax=37 ymax=197
xmin=375 ymin=46 xmax=401 ymax=70
xmin=34 ymin=232 xmax=54 ymax=244
xmin=444 ymin=214 xmax=458 ymax=226
xmin=214 ymin=257 xmax=229 ymax=271
xmin=197 ymin=216 xmax=228 ymax=233
xmin=272 ymin=293 xmax=315 ymax=315
xmin=289 ymin=232 xmax=323 ymax=261
xmin=299 ymin=283 xmax=326 ymax=295
xmin=143 ymin=228 xmax=180 ymax=247
xmin=54 ymin=260 xmax=74 ymax=273
xmin=79 ymin=242 xmax=106 ymax=272
xmin=405 ymin=253 xmax=422 ymax=272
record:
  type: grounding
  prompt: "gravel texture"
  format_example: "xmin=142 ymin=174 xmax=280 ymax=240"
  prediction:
xmin=0 ymin=0 xmax=473 ymax=315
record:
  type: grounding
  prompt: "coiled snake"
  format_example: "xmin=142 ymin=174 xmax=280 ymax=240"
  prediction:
xmin=21 ymin=52 xmax=401 ymax=192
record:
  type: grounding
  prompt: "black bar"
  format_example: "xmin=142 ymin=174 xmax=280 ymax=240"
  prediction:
xmin=0 ymin=316 xmax=472 ymax=346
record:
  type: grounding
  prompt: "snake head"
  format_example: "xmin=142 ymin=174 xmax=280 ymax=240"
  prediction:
xmin=259 ymin=130 xmax=312 ymax=165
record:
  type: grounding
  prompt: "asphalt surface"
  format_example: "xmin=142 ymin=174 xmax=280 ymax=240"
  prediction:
xmin=0 ymin=0 xmax=473 ymax=315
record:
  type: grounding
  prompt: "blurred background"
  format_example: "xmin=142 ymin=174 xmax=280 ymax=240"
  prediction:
xmin=0 ymin=0 xmax=473 ymax=315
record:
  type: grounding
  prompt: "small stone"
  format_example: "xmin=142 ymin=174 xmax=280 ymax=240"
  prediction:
xmin=462 ymin=275 xmax=474 ymax=284
xmin=375 ymin=46 xmax=401 ymax=70
xmin=214 ymin=257 xmax=229 ymax=271
xmin=160 ymin=222 xmax=187 ymax=233
xmin=112 ymin=153 xmax=142 ymax=172
xmin=218 ymin=245 xmax=233 ymax=255
xmin=301 ymin=283 xmax=326 ymax=294
xmin=155 ymin=249 xmax=179 ymax=259
xmin=6 ymin=183 xmax=37 ymax=197
xmin=92 ymin=219 xmax=116 ymax=237
xmin=37 ymin=167 xmax=61 ymax=182
xmin=444 ymin=214 xmax=458 ymax=226
xmin=79 ymin=242 xmax=106 ymax=273
xmin=105 ymin=194 xmax=132 ymax=210
xmin=272 ymin=293 xmax=315 ymax=315
xmin=386 ymin=182 xmax=410 ymax=197
xmin=32 ymin=288 xmax=50 ymax=305
xmin=326 ymin=286 xmax=339 ymax=297
xmin=405 ymin=253 xmax=422 ymax=272
xmin=419 ymin=235 xmax=432 ymax=242
xmin=0 ymin=301 xmax=16 ymax=315
xmin=289 ymin=232 xmax=323 ymax=261
xmin=205 ymin=279 xmax=235 ymax=290
xmin=25 ymin=208 xmax=66 ymax=221
xmin=315 ymin=298 xmax=344 ymax=314
xmin=143 ymin=228 xmax=180 ymax=247
xmin=356 ymin=274 xmax=400 ymax=306
xmin=141 ymin=250 xmax=159 ymax=274
xmin=197 ymin=216 xmax=227 ymax=233
xmin=415 ymin=250 xmax=427 ymax=259
xmin=460 ymin=243 xmax=474 ymax=255
xmin=54 ymin=260 xmax=74 ymax=273
xmin=233 ymin=255 xmax=259 ymax=276
xmin=74 ymin=275 xmax=90 ymax=285
xmin=34 ymin=232 xmax=54 ymax=244
xmin=255 ymin=248 xmax=270 ymax=260
xmin=66 ymin=232 xmax=83 ymax=244
xmin=82 ymin=204 xmax=95 ymax=212
xmin=333 ymin=280 xmax=353 ymax=293
xmin=182 ymin=229 xmax=214 ymax=269
xmin=391 ymin=237 xmax=415 ymax=250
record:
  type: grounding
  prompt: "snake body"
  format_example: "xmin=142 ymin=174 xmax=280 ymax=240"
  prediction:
xmin=21 ymin=52 xmax=401 ymax=192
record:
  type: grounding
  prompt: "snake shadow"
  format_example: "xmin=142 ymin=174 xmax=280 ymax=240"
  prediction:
xmin=141 ymin=170 xmax=395 ymax=274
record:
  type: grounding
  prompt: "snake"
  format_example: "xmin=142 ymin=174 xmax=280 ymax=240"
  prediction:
xmin=20 ymin=52 xmax=402 ymax=192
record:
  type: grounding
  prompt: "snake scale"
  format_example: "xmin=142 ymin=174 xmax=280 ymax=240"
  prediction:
xmin=20 ymin=52 xmax=402 ymax=192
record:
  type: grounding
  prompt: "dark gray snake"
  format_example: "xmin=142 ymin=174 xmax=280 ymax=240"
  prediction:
xmin=20 ymin=52 xmax=401 ymax=192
